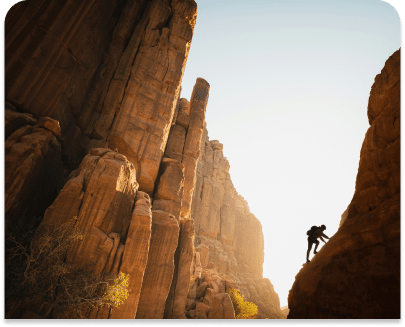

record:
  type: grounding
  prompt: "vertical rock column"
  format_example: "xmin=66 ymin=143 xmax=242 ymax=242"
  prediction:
xmin=106 ymin=0 xmax=198 ymax=195
xmin=180 ymin=78 xmax=210 ymax=220
xmin=163 ymin=79 xmax=210 ymax=318
xmin=135 ymin=150 xmax=185 ymax=318
xmin=135 ymin=211 xmax=180 ymax=319
xmin=109 ymin=192 xmax=152 ymax=319
xmin=152 ymin=158 xmax=185 ymax=219
xmin=34 ymin=148 xmax=150 ymax=318
xmin=164 ymin=219 xmax=195 ymax=318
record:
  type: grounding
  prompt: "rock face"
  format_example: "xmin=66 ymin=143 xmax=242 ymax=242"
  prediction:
xmin=5 ymin=0 xmax=200 ymax=318
xmin=288 ymin=49 xmax=400 ymax=319
xmin=281 ymin=306 xmax=289 ymax=318
xmin=5 ymin=113 xmax=62 ymax=233
xmin=5 ymin=0 xmax=282 ymax=320
xmin=6 ymin=0 xmax=197 ymax=189
xmin=136 ymin=210 xmax=180 ymax=319
xmin=188 ymin=128 xmax=284 ymax=319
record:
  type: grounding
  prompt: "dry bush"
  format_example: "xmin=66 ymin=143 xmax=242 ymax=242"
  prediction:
xmin=5 ymin=218 xmax=129 ymax=318
xmin=227 ymin=288 xmax=258 ymax=319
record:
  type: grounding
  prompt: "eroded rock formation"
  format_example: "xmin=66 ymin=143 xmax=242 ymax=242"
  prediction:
xmin=288 ymin=49 xmax=400 ymax=319
xmin=187 ymin=128 xmax=284 ymax=319
xmin=5 ymin=0 xmax=283 ymax=320
xmin=6 ymin=0 xmax=197 ymax=191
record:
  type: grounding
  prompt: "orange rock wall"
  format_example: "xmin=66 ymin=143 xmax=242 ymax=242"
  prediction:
xmin=5 ymin=0 xmax=200 ymax=319
xmin=6 ymin=0 xmax=197 ymax=192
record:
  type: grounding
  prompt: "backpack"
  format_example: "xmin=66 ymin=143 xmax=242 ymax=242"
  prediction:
xmin=306 ymin=225 xmax=318 ymax=236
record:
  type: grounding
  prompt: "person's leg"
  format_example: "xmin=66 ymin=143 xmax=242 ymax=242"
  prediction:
xmin=307 ymin=239 xmax=313 ymax=262
xmin=314 ymin=240 xmax=320 ymax=254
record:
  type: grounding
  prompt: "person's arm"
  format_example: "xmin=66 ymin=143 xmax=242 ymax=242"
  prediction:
xmin=319 ymin=236 xmax=326 ymax=243
xmin=322 ymin=232 xmax=329 ymax=240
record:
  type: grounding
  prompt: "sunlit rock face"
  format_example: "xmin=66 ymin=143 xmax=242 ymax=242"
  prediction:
xmin=34 ymin=148 xmax=151 ymax=318
xmin=5 ymin=0 xmax=197 ymax=194
xmin=190 ymin=128 xmax=284 ymax=318
xmin=5 ymin=0 xmax=282 ymax=319
xmin=5 ymin=0 xmax=202 ymax=319
xmin=288 ymin=49 xmax=400 ymax=319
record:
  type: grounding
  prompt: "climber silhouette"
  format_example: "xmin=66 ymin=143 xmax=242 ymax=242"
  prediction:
xmin=306 ymin=224 xmax=329 ymax=263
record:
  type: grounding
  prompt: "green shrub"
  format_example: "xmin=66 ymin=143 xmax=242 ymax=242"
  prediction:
xmin=227 ymin=288 xmax=258 ymax=319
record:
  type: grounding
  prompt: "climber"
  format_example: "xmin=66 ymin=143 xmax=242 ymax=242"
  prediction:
xmin=306 ymin=225 xmax=329 ymax=263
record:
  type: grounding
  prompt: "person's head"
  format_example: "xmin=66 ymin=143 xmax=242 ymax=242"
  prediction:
xmin=321 ymin=224 xmax=326 ymax=230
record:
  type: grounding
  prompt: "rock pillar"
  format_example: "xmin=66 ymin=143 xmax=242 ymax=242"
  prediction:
xmin=136 ymin=211 xmax=180 ymax=319
xmin=164 ymin=219 xmax=195 ymax=318
xmin=109 ymin=192 xmax=152 ymax=319
xmin=180 ymin=78 xmax=210 ymax=219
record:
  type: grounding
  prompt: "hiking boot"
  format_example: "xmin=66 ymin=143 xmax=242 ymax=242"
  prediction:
xmin=314 ymin=251 xmax=318 ymax=254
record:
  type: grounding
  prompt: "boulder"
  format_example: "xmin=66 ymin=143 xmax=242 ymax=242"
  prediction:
xmin=208 ymin=293 xmax=235 ymax=319
xmin=196 ymin=282 xmax=208 ymax=299
xmin=195 ymin=302 xmax=210 ymax=319
xmin=185 ymin=298 xmax=196 ymax=311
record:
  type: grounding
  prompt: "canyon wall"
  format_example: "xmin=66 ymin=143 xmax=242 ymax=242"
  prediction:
xmin=288 ymin=49 xmax=400 ymax=319
xmin=5 ymin=0 xmax=282 ymax=319
xmin=187 ymin=128 xmax=284 ymax=319
xmin=5 ymin=0 xmax=201 ymax=319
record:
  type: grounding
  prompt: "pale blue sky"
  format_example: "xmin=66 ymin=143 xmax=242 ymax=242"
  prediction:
xmin=181 ymin=0 xmax=401 ymax=307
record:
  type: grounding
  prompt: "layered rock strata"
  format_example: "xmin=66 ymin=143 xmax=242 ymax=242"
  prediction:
xmin=288 ymin=49 xmax=400 ymax=319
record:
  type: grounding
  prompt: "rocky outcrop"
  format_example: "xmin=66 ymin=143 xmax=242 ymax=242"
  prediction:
xmin=5 ymin=113 xmax=62 ymax=233
xmin=189 ymin=129 xmax=283 ymax=319
xmin=5 ymin=0 xmax=281 ymax=320
xmin=281 ymin=306 xmax=289 ymax=318
xmin=6 ymin=0 xmax=197 ymax=188
xmin=161 ymin=79 xmax=210 ymax=319
xmin=288 ymin=49 xmax=400 ymax=319
xmin=192 ymin=133 xmax=264 ymax=277
xmin=31 ymin=148 xmax=152 ymax=318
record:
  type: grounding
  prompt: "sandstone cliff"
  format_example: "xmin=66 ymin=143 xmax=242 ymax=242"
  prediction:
xmin=3 ymin=0 xmax=294 ymax=319
xmin=5 ymin=0 xmax=282 ymax=319
xmin=288 ymin=49 xmax=400 ymax=319
xmin=5 ymin=0 xmax=201 ymax=319
xmin=187 ymin=128 xmax=284 ymax=319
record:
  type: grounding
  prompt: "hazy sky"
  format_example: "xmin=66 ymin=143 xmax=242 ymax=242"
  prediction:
xmin=180 ymin=0 xmax=401 ymax=307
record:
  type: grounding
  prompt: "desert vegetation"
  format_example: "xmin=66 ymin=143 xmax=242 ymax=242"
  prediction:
xmin=227 ymin=288 xmax=258 ymax=319
xmin=5 ymin=218 xmax=129 ymax=318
